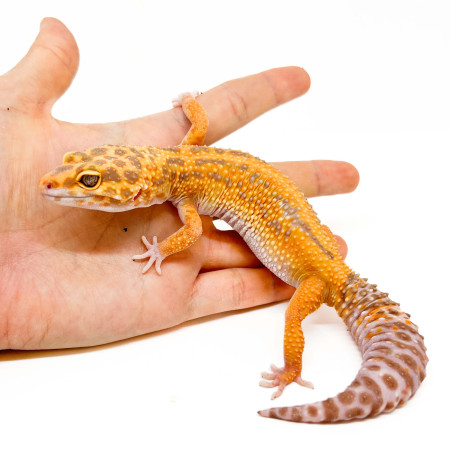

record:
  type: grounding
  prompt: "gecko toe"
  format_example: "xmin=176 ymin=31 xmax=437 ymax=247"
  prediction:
xmin=133 ymin=235 xmax=166 ymax=274
xmin=261 ymin=371 xmax=277 ymax=381
xmin=294 ymin=376 xmax=314 ymax=389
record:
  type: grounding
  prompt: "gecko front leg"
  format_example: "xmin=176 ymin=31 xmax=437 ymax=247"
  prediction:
xmin=133 ymin=93 xmax=207 ymax=274
xmin=132 ymin=199 xmax=203 ymax=274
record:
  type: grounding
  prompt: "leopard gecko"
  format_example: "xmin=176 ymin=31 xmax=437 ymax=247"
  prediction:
xmin=39 ymin=93 xmax=427 ymax=423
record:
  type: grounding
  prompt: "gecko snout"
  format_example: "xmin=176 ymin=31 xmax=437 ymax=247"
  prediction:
xmin=40 ymin=179 xmax=53 ymax=189
xmin=39 ymin=177 xmax=57 ymax=191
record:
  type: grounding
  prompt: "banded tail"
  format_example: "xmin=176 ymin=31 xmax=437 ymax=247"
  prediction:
xmin=258 ymin=274 xmax=428 ymax=423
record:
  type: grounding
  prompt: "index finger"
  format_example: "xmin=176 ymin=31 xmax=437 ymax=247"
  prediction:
xmin=199 ymin=66 xmax=311 ymax=144
xmin=120 ymin=67 xmax=310 ymax=147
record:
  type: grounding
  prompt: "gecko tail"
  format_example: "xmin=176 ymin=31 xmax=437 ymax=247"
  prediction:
xmin=258 ymin=274 xmax=428 ymax=423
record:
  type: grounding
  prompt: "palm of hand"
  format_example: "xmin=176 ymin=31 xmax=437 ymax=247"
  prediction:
xmin=0 ymin=19 xmax=357 ymax=350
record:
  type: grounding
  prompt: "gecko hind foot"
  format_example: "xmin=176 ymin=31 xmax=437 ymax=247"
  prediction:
xmin=172 ymin=91 xmax=200 ymax=107
xmin=132 ymin=236 xmax=165 ymax=275
xmin=259 ymin=364 xmax=314 ymax=400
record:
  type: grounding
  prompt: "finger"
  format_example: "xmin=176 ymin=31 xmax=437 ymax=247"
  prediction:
xmin=3 ymin=18 xmax=79 ymax=113
xmin=200 ymin=66 xmax=311 ymax=144
xmin=188 ymin=268 xmax=295 ymax=319
xmin=335 ymin=235 xmax=348 ymax=258
xmin=201 ymin=228 xmax=261 ymax=271
xmin=272 ymin=160 xmax=360 ymax=197
xmin=120 ymin=66 xmax=311 ymax=146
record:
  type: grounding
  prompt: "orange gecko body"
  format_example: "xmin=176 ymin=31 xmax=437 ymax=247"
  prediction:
xmin=40 ymin=94 xmax=427 ymax=423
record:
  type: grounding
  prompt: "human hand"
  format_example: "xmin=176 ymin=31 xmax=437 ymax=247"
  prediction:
xmin=0 ymin=18 xmax=359 ymax=350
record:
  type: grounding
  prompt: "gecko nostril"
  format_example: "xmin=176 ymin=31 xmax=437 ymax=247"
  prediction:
xmin=46 ymin=183 xmax=52 ymax=189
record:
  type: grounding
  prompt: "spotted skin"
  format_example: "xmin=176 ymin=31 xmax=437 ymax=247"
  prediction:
xmin=39 ymin=94 xmax=427 ymax=423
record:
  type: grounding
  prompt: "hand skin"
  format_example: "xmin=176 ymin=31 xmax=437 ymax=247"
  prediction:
xmin=0 ymin=18 xmax=359 ymax=350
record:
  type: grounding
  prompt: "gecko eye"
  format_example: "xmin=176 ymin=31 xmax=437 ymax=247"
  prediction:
xmin=81 ymin=174 xmax=100 ymax=188
xmin=76 ymin=171 xmax=101 ymax=190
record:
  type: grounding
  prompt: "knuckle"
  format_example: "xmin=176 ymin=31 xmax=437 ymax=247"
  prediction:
xmin=221 ymin=85 xmax=250 ymax=124
xmin=228 ymin=269 xmax=247 ymax=309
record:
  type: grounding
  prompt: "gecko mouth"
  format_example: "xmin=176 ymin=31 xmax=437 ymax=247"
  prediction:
xmin=42 ymin=193 xmax=94 ymax=199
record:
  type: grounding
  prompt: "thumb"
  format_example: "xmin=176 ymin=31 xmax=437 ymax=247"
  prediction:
xmin=4 ymin=17 xmax=79 ymax=114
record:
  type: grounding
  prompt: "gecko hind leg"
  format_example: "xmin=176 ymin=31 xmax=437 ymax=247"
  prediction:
xmin=259 ymin=276 xmax=326 ymax=399
xmin=173 ymin=92 xmax=209 ymax=146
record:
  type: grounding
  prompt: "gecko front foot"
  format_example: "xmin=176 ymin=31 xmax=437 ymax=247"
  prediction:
xmin=132 ymin=236 xmax=166 ymax=275
xmin=259 ymin=364 xmax=314 ymax=400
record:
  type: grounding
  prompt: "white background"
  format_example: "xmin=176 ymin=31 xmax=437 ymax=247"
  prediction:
xmin=0 ymin=0 xmax=449 ymax=448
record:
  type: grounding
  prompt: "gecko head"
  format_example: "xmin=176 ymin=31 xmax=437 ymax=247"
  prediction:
xmin=39 ymin=146 xmax=150 ymax=212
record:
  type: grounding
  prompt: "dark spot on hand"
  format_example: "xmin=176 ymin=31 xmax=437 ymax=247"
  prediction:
xmin=123 ymin=227 xmax=128 ymax=232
